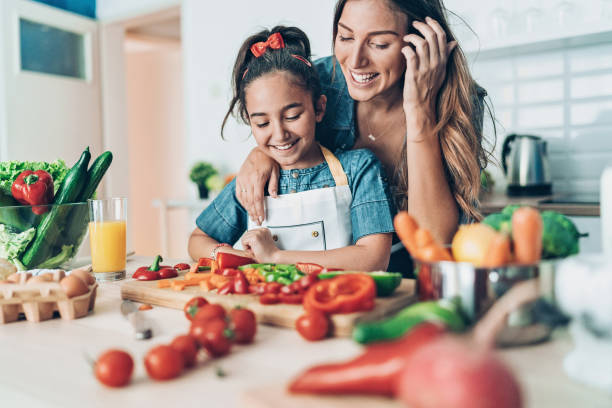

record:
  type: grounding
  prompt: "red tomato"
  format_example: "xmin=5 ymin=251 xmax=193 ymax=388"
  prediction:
xmin=193 ymin=303 xmax=226 ymax=323
xmin=183 ymin=297 xmax=209 ymax=321
xmin=189 ymin=320 xmax=208 ymax=348
xmin=201 ymin=318 xmax=233 ymax=357
xmin=296 ymin=312 xmax=329 ymax=341
xmin=144 ymin=345 xmax=184 ymax=381
xmin=94 ymin=349 xmax=134 ymax=388
xmin=264 ymin=282 xmax=282 ymax=294
xmin=229 ymin=308 xmax=257 ymax=344
xmin=170 ymin=335 xmax=199 ymax=368
xmin=298 ymin=274 xmax=318 ymax=289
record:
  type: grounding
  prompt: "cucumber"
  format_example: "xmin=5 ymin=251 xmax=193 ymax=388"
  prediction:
xmin=21 ymin=147 xmax=91 ymax=268
xmin=0 ymin=190 xmax=30 ymax=231
xmin=62 ymin=151 xmax=114 ymax=248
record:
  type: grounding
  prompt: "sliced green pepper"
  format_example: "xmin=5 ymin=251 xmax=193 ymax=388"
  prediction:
xmin=317 ymin=271 xmax=402 ymax=297
xmin=277 ymin=276 xmax=292 ymax=286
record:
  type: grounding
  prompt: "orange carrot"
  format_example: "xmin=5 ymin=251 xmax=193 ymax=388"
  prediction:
xmin=393 ymin=211 xmax=419 ymax=254
xmin=414 ymin=228 xmax=434 ymax=249
xmin=157 ymin=280 xmax=172 ymax=288
xmin=200 ymin=280 xmax=214 ymax=291
xmin=416 ymin=244 xmax=453 ymax=263
xmin=482 ymin=233 xmax=512 ymax=268
xmin=511 ymin=207 xmax=543 ymax=264
xmin=138 ymin=304 xmax=153 ymax=311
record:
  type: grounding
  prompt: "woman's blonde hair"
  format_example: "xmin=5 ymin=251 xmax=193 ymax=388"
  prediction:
xmin=333 ymin=0 xmax=495 ymax=222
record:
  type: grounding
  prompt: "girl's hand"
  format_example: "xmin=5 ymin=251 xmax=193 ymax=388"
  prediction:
xmin=236 ymin=148 xmax=280 ymax=225
xmin=401 ymin=17 xmax=457 ymax=135
xmin=241 ymin=228 xmax=280 ymax=263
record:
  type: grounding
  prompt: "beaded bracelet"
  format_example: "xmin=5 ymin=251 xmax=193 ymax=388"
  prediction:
xmin=210 ymin=243 xmax=231 ymax=259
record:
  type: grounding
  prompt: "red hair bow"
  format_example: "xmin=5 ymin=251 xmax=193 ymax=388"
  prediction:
xmin=250 ymin=32 xmax=285 ymax=57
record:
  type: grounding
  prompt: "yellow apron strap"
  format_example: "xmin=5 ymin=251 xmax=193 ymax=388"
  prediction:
xmin=320 ymin=144 xmax=349 ymax=187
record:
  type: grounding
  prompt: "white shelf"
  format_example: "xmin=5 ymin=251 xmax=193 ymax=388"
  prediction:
xmin=465 ymin=24 xmax=612 ymax=60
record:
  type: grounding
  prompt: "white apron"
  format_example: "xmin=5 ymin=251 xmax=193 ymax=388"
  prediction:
xmin=235 ymin=145 xmax=353 ymax=251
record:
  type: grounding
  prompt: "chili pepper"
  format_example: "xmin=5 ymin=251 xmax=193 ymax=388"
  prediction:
xmin=303 ymin=274 xmax=376 ymax=315
xmin=296 ymin=262 xmax=324 ymax=275
xmin=288 ymin=322 xmax=446 ymax=397
xmin=232 ymin=271 xmax=249 ymax=294
xmin=11 ymin=170 xmax=54 ymax=215
xmin=216 ymin=252 xmax=255 ymax=270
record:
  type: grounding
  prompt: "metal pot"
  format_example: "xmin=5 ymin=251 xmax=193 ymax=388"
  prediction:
xmin=414 ymin=259 xmax=558 ymax=346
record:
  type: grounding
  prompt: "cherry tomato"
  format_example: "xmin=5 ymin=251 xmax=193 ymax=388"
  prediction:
xmin=94 ymin=349 xmax=134 ymax=388
xmin=189 ymin=320 xmax=208 ymax=348
xmin=174 ymin=263 xmax=190 ymax=271
xmin=158 ymin=267 xmax=178 ymax=279
xmin=298 ymin=274 xmax=318 ymax=289
xmin=259 ymin=293 xmax=280 ymax=305
xmin=296 ymin=312 xmax=329 ymax=341
xmin=201 ymin=318 xmax=233 ymax=357
xmin=279 ymin=293 xmax=304 ymax=304
xmin=264 ymin=282 xmax=282 ymax=294
xmin=229 ymin=308 xmax=257 ymax=344
xmin=193 ymin=303 xmax=226 ymax=323
xmin=183 ymin=297 xmax=209 ymax=321
xmin=170 ymin=335 xmax=199 ymax=368
xmin=144 ymin=345 xmax=184 ymax=381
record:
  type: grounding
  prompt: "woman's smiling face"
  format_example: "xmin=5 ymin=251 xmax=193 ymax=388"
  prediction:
xmin=334 ymin=0 xmax=408 ymax=102
xmin=245 ymin=72 xmax=326 ymax=170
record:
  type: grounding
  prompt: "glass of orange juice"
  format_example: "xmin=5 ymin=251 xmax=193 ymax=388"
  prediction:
xmin=88 ymin=198 xmax=127 ymax=281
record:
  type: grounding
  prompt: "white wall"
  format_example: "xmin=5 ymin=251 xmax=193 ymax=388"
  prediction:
xmin=182 ymin=0 xmax=336 ymax=187
xmin=96 ymin=0 xmax=180 ymax=21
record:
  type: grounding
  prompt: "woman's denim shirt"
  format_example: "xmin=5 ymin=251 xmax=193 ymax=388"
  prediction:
xmin=196 ymin=148 xmax=395 ymax=246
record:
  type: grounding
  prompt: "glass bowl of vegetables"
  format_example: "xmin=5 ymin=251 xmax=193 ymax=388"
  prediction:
xmin=0 ymin=201 xmax=90 ymax=270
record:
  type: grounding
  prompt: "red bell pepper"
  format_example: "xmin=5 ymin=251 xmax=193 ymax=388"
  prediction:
xmin=232 ymin=271 xmax=249 ymax=294
xmin=11 ymin=170 xmax=54 ymax=215
xmin=174 ymin=263 xmax=191 ymax=271
xmin=133 ymin=255 xmax=174 ymax=280
xmin=288 ymin=322 xmax=445 ymax=396
xmin=303 ymin=274 xmax=376 ymax=315
xmin=296 ymin=262 xmax=324 ymax=275
xmin=216 ymin=252 xmax=255 ymax=270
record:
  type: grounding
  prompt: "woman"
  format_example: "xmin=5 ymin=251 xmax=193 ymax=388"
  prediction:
xmin=234 ymin=0 xmax=492 ymax=274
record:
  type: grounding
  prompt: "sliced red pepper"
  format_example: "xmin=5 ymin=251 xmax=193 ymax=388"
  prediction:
xmin=232 ymin=271 xmax=249 ymax=294
xmin=174 ymin=263 xmax=190 ymax=271
xmin=198 ymin=257 xmax=214 ymax=267
xmin=218 ymin=282 xmax=234 ymax=295
xmin=296 ymin=262 xmax=324 ymax=275
xmin=303 ymin=274 xmax=376 ymax=315
xmin=288 ymin=322 xmax=445 ymax=396
xmin=216 ymin=252 xmax=255 ymax=270
xmin=222 ymin=268 xmax=240 ymax=277
xmin=11 ymin=170 xmax=54 ymax=215
xmin=264 ymin=282 xmax=282 ymax=294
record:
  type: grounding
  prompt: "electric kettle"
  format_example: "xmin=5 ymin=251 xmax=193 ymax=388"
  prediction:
xmin=502 ymin=134 xmax=552 ymax=196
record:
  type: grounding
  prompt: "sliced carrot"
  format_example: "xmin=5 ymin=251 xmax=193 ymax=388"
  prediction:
xmin=482 ymin=233 xmax=512 ymax=268
xmin=209 ymin=274 xmax=230 ymax=288
xmin=184 ymin=272 xmax=212 ymax=282
xmin=138 ymin=304 xmax=153 ymax=311
xmin=393 ymin=211 xmax=418 ymax=254
xmin=512 ymin=207 xmax=542 ymax=265
xmin=157 ymin=279 xmax=172 ymax=288
xmin=200 ymin=280 xmax=214 ymax=291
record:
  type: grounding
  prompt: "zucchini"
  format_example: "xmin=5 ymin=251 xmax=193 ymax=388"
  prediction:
xmin=21 ymin=147 xmax=91 ymax=268
xmin=62 ymin=151 xmax=114 ymax=259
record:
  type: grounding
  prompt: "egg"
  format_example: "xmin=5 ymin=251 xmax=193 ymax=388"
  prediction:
xmin=60 ymin=275 xmax=89 ymax=298
xmin=71 ymin=269 xmax=95 ymax=285
xmin=8 ymin=272 xmax=30 ymax=284
xmin=27 ymin=275 xmax=53 ymax=285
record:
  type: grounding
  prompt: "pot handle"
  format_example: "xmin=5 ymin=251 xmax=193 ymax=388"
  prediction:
xmin=501 ymin=134 xmax=517 ymax=175
xmin=472 ymin=279 xmax=540 ymax=349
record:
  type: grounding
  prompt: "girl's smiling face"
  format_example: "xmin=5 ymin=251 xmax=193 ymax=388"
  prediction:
xmin=245 ymin=72 xmax=326 ymax=170
xmin=334 ymin=0 xmax=408 ymax=102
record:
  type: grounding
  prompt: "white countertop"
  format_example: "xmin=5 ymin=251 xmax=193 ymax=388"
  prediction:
xmin=1 ymin=256 xmax=610 ymax=408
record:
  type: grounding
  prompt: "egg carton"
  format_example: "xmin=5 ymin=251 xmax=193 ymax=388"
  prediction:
xmin=0 ymin=270 xmax=98 ymax=324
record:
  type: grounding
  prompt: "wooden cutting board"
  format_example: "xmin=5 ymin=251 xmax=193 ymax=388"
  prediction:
xmin=240 ymin=386 xmax=402 ymax=408
xmin=120 ymin=273 xmax=416 ymax=336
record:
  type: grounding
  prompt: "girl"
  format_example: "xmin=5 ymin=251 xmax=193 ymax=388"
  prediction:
xmin=188 ymin=26 xmax=394 ymax=271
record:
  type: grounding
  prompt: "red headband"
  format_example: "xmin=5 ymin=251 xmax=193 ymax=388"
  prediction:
xmin=250 ymin=32 xmax=285 ymax=57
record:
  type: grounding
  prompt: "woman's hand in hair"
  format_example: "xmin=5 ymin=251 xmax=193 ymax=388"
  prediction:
xmin=235 ymin=147 xmax=280 ymax=225
xmin=401 ymin=16 xmax=457 ymax=135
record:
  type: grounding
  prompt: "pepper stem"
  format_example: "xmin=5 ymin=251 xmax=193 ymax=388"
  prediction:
xmin=149 ymin=255 xmax=162 ymax=271
xmin=24 ymin=174 xmax=39 ymax=185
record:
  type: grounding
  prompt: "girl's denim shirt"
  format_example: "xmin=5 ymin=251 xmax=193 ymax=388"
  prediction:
xmin=196 ymin=148 xmax=395 ymax=247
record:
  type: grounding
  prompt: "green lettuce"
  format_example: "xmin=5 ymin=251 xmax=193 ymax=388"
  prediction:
xmin=0 ymin=160 xmax=69 ymax=197
xmin=0 ymin=224 xmax=36 ymax=269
